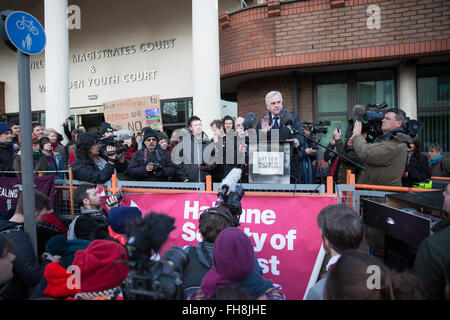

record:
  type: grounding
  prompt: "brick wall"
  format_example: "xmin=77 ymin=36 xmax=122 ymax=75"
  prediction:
xmin=219 ymin=0 xmax=450 ymax=78
xmin=236 ymin=73 xmax=314 ymax=121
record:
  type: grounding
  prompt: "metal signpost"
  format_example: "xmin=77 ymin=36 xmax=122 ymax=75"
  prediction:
xmin=1 ymin=10 xmax=46 ymax=256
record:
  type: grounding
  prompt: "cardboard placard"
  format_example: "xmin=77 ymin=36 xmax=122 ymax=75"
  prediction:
xmin=103 ymin=95 xmax=163 ymax=134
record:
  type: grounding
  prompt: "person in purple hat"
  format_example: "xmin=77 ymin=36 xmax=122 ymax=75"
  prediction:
xmin=188 ymin=227 xmax=286 ymax=300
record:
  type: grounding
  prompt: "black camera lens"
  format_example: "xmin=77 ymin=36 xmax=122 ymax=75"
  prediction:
xmin=160 ymin=246 xmax=189 ymax=274
xmin=153 ymin=164 xmax=164 ymax=177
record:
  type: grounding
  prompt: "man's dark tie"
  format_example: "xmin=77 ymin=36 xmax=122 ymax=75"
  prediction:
xmin=273 ymin=116 xmax=279 ymax=129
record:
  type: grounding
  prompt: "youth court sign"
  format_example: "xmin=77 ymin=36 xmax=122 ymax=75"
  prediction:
xmin=103 ymin=95 xmax=163 ymax=134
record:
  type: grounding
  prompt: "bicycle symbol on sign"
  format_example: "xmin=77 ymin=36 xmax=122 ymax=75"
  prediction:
xmin=16 ymin=16 xmax=39 ymax=35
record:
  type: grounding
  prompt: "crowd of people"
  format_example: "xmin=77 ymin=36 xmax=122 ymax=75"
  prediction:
xmin=0 ymin=187 xmax=448 ymax=300
xmin=0 ymin=89 xmax=449 ymax=301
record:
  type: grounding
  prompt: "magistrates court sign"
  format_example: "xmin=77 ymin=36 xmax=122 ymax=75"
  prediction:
xmin=103 ymin=95 xmax=163 ymax=133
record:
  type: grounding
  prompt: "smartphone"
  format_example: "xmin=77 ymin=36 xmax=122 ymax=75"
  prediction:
xmin=336 ymin=124 xmax=341 ymax=132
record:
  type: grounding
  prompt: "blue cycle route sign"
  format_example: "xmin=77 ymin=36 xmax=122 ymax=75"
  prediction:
xmin=5 ymin=11 xmax=46 ymax=55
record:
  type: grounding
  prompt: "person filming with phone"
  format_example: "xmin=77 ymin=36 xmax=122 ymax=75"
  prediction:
xmin=324 ymin=125 xmax=364 ymax=184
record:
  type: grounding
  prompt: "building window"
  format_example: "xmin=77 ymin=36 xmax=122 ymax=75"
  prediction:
xmin=417 ymin=64 xmax=450 ymax=152
xmin=6 ymin=111 xmax=45 ymax=127
xmin=356 ymin=70 xmax=396 ymax=109
xmin=160 ymin=97 xmax=192 ymax=137
xmin=314 ymin=69 xmax=396 ymax=149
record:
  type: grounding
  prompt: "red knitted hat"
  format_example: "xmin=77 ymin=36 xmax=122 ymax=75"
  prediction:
xmin=43 ymin=262 xmax=81 ymax=298
xmin=72 ymin=240 xmax=129 ymax=293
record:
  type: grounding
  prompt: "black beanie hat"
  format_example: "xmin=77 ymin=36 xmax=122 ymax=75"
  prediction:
xmin=76 ymin=132 xmax=98 ymax=150
xmin=100 ymin=122 xmax=113 ymax=135
xmin=39 ymin=136 xmax=51 ymax=150
xmin=143 ymin=127 xmax=158 ymax=141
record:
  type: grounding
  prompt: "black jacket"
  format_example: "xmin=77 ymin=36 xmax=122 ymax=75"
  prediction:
xmin=0 ymin=142 xmax=14 ymax=176
xmin=403 ymin=151 xmax=431 ymax=187
xmin=256 ymin=111 xmax=308 ymax=183
xmin=72 ymin=151 xmax=128 ymax=184
xmin=127 ymin=145 xmax=175 ymax=181
xmin=0 ymin=219 xmax=45 ymax=299
xmin=174 ymin=135 xmax=218 ymax=183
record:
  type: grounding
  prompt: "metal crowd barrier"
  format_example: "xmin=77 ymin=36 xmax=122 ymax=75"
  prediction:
xmin=4 ymin=168 xmax=448 ymax=223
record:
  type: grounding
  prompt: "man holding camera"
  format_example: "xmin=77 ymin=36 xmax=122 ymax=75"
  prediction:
xmin=67 ymin=183 xmax=120 ymax=241
xmin=127 ymin=127 xmax=175 ymax=181
xmin=350 ymin=110 xmax=412 ymax=186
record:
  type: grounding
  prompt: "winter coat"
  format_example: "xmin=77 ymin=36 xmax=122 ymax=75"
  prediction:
xmin=182 ymin=242 xmax=214 ymax=298
xmin=403 ymin=151 xmax=431 ymax=187
xmin=12 ymin=150 xmax=43 ymax=177
xmin=352 ymin=130 xmax=411 ymax=187
xmin=72 ymin=151 xmax=127 ymax=184
xmin=430 ymin=156 xmax=450 ymax=177
xmin=127 ymin=145 xmax=175 ymax=181
xmin=0 ymin=219 xmax=45 ymax=299
xmin=35 ymin=151 xmax=65 ymax=179
xmin=174 ymin=135 xmax=218 ymax=183
xmin=53 ymin=143 xmax=68 ymax=167
xmin=413 ymin=223 xmax=450 ymax=299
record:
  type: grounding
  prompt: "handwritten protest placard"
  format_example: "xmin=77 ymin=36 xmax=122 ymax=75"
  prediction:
xmin=103 ymin=95 xmax=162 ymax=133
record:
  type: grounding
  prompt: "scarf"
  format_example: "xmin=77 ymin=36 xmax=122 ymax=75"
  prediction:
xmin=124 ymin=146 xmax=137 ymax=160
xmin=330 ymin=156 xmax=340 ymax=179
xmin=429 ymin=154 xmax=443 ymax=166
xmin=51 ymin=142 xmax=59 ymax=152
xmin=33 ymin=150 xmax=42 ymax=160
xmin=0 ymin=142 xmax=15 ymax=154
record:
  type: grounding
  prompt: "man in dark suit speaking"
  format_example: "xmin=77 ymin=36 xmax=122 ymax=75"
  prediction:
xmin=256 ymin=91 xmax=315 ymax=183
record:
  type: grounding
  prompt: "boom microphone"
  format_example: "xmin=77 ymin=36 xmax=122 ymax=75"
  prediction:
xmin=219 ymin=168 xmax=242 ymax=194
xmin=243 ymin=112 xmax=257 ymax=130
xmin=214 ymin=168 xmax=242 ymax=207
xmin=352 ymin=105 xmax=366 ymax=118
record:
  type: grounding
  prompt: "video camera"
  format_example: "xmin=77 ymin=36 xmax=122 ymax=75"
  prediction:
xmin=98 ymin=135 xmax=129 ymax=156
xmin=303 ymin=121 xmax=330 ymax=135
xmin=121 ymin=212 xmax=188 ymax=300
xmin=347 ymin=103 xmax=423 ymax=142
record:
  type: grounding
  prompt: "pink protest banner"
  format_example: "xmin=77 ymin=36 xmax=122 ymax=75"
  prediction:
xmin=118 ymin=192 xmax=338 ymax=299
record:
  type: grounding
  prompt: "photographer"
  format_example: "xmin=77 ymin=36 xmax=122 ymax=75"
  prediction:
xmin=72 ymin=132 xmax=127 ymax=184
xmin=67 ymin=183 xmax=119 ymax=241
xmin=182 ymin=206 xmax=234 ymax=297
xmin=324 ymin=127 xmax=363 ymax=184
xmin=350 ymin=110 xmax=411 ymax=186
xmin=127 ymin=127 xmax=175 ymax=181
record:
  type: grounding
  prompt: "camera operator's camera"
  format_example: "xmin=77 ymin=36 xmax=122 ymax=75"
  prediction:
xmin=152 ymin=163 xmax=164 ymax=177
xmin=106 ymin=191 xmax=123 ymax=207
xmin=121 ymin=212 xmax=188 ymax=300
xmin=303 ymin=121 xmax=330 ymax=135
xmin=98 ymin=135 xmax=129 ymax=156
